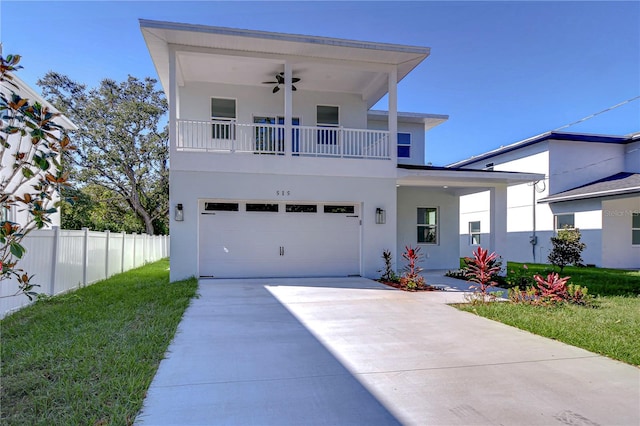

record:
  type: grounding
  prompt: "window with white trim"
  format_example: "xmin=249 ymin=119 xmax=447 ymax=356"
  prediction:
xmin=397 ymin=132 xmax=411 ymax=158
xmin=417 ymin=207 xmax=438 ymax=244
xmin=632 ymin=212 xmax=640 ymax=245
xmin=211 ymin=98 xmax=236 ymax=139
xmin=554 ymin=214 xmax=575 ymax=231
xmin=469 ymin=221 xmax=481 ymax=245
xmin=317 ymin=105 xmax=339 ymax=145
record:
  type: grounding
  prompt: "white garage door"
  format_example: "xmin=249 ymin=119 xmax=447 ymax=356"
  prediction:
xmin=198 ymin=201 xmax=360 ymax=278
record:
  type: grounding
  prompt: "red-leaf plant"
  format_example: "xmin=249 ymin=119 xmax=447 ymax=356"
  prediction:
xmin=534 ymin=272 xmax=570 ymax=303
xmin=399 ymin=245 xmax=425 ymax=290
xmin=465 ymin=247 xmax=501 ymax=301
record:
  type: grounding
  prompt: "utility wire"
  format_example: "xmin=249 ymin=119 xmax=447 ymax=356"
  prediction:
xmin=552 ymin=95 xmax=640 ymax=132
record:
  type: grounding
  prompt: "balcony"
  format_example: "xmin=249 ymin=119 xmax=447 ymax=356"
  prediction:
xmin=176 ymin=120 xmax=391 ymax=160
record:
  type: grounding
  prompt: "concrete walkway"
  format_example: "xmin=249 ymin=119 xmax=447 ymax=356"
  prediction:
xmin=136 ymin=277 xmax=639 ymax=425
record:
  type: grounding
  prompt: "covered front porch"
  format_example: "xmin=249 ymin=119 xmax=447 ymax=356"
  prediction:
xmin=394 ymin=165 xmax=545 ymax=272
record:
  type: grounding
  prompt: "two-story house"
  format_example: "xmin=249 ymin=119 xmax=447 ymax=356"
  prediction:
xmin=140 ymin=20 xmax=542 ymax=281
xmin=452 ymin=131 xmax=640 ymax=269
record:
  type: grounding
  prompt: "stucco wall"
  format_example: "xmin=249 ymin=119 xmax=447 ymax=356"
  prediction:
xmin=367 ymin=119 xmax=426 ymax=166
xmin=169 ymin=170 xmax=397 ymax=281
xmin=548 ymin=140 xmax=626 ymax=194
xmin=397 ymin=187 xmax=460 ymax=271
xmin=602 ymin=196 xmax=640 ymax=269
xmin=624 ymin=140 xmax=640 ymax=173
xmin=179 ymin=81 xmax=367 ymax=129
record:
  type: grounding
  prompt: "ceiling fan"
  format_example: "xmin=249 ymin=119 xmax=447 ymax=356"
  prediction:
xmin=262 ymin=72 xmax=301 ymax=93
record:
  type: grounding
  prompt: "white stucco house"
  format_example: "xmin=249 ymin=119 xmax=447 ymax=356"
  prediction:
xmin=0 ymin=72 xmax=76 ymax=228
xmin=140 ymin=20 xmax=542 ymax=281
xmin=452 ymin=131 xmax=640 ymax=269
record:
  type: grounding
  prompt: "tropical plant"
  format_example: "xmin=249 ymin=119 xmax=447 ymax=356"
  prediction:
xmin=399 ymin=245 xmax=426 ymax=290
xmin=378 ymin=249 xmax=399 ymax=283
xmin=534 ymin=272 xmax=570 ymax=303
xmin=463 ymin=247 xmax=501 ymax=302
xmin=548 ymin=227 xmax=586 ymax=272
xmin=1 ymin=54 xmax=74 ymax=299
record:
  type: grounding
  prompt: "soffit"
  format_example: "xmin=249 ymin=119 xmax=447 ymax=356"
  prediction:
xmin=140 ymin=19 xmax=429 ymax=107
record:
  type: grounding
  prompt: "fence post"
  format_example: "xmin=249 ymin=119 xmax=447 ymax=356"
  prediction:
xmin=105 ymin=230 xmax=110 ymax=279
xmin=132 ymin=233 xmax=137 ymax=268
xmin=121 ymin=231 xmax=126 ymax=273
xmin=82 ymin=227 xmax=89 ymax=286
xmin=49 ymin=226 xmax=60 ymax=296
xmin=142 ymin=233 xmax=146 ymax=264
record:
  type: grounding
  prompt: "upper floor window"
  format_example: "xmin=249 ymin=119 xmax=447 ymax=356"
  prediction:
xmin=555 ymin=213 xmax=575 ymax=231
xmin=632 ymin=212 xmax=640 ymax=245
xmin=417 ymin=207 xmax=438 ymax=244
xmin=397 ymin=132 xmax=411 ymax=158
xmin=469 ymin=221 xmax=481 ymax=245
xmin=211 ymin=98 xmax=236 ymax=139
xmin=317 ymin=105 xmax=339 ymax=145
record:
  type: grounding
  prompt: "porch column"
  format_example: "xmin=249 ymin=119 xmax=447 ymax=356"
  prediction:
xmin=168 ymin=45 xmax=178 ymax=156
xmin=283 ymin=62 xmax=293 ymax=156
xmin=388 ymin=67 xmax=398 ymax=161
xmin=489 ymin=185 xmax=508 ymax=273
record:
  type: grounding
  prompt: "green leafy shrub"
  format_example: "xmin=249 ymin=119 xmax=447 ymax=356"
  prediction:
xmin=548 ymin=227 xmax=586 ymax=272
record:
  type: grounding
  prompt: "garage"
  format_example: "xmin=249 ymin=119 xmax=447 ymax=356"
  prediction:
xmin=198 ymin=200 xmax=361 ymax=278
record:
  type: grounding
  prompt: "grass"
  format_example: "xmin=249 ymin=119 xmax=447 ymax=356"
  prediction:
xmin=506 ymin=262 xmax=640 ymax=296
xmin=455 ymin=260 xmax=640 ymax=366
xmin=0 ymin=259 xmax=198 ymax=425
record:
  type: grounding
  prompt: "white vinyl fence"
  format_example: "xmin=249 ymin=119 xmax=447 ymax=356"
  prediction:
xmin=1 ymin=227 xmax=170 ymax=318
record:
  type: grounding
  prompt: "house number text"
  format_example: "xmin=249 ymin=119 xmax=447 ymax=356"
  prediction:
xmin=276 ymin=190 xmax=291 ymax=196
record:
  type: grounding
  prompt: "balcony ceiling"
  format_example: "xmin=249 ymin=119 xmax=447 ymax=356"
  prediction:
xmin=141 ymin=19 xmax=430 ymax=108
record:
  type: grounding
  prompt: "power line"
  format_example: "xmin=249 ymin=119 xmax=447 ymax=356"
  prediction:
xmin=552 ymin=95 xmax=640 ymax=132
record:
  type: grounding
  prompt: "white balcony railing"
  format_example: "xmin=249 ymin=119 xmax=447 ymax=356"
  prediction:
xmin=177 ymin=119 xmax=390 ymax=160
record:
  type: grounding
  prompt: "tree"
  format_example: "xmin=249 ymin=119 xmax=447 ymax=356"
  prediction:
xmin=1 ymin=55 xmax=74 ymax=299
xmin=37 ymin=73 xmax=168 ymax=235
xmin=548 ymin=227 xmax=586 ymax=272
xmin=61 ymin=185 xmax=146 ymax=234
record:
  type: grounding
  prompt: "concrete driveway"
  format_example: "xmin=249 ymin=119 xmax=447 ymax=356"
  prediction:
xmin=136 ymin=277 xmax=639 ymax=426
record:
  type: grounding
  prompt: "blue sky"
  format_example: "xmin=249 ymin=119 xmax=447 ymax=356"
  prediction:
xmin=1 ymin=1 xmax=638 ymax=165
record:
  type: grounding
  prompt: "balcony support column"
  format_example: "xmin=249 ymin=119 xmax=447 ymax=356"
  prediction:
xmin=284 ymin=62 xmax=293 ymax=156
xmin=388 ymin=67 xmax=398 ymax=161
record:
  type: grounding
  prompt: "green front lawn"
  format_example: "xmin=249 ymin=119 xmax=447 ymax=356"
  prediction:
xmin=1 ymin=259 xmax=198 ymax=425
xmin=456 ymin=261 xmax=640 ymax=366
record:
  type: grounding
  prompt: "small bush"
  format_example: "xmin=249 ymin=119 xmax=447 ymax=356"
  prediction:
xmin=463 ymin=247 xmax=501 ymax=302
xmin=378 ymin=249 xmax=399 ymax=283
xmin=548 ymin=227 xmax=586 ymax=272
xmin=399 ymin=245 xmax=426 ymax=290
xmin=508 ymin=272 xmax=593 ymax=306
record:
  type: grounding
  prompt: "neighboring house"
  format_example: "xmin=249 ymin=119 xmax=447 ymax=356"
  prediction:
xmin=451 ymin=131 xmax=640 ymax=269
xmin=0 ymin=73 xmax=77 ymax=228
xmin=140 ymin=20 xmax=541 ymax=281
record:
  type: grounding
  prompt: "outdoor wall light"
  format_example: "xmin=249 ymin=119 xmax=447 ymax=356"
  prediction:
xmin=175 ymin=203 xmax=184 ymax=222
xmin=375 ymin=208 xmax=386 ymax=225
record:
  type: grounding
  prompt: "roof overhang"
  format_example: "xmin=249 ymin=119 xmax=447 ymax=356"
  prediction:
xmin=368 ymin=110 xmax=448 ymax=132
xmin=538 ymin=173 xmax=640 ymax=203
xmin=140 ymin=19 xmax=430 ymax=108
xmin=448 ymin=131 xmax=631 ymax=168
xmin=397 ymin=165 xmax=544 ymax=194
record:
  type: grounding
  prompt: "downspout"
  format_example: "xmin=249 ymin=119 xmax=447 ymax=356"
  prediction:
xmin=531 ymin=182 xmax=537 ymax=263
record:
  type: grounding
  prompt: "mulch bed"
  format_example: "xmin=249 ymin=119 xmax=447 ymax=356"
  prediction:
xmin=378 ymin=280 xmax=444 ymax=292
